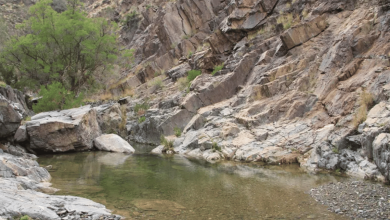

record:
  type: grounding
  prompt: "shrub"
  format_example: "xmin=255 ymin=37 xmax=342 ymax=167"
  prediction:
xmin=151 ymin=77 xmax=163 ymax=89
xmin=174 ymin=127 xmax=181 ymax=137
xmin=277 ymin=13 xmax=293 ymax=30
xmin=20 ymin=215 xmax=32 ymax=220
xmin=177 ymin=77 xmax=189 ymax=91
xmin=212 ymin=141 xmax=221 ymax=152
xmin=138 ymin=116 xmax=146 ymax=123
xmin=211 ymin=64 xmax=224 ymax=76
xmin=160 ymin=135 xmax=174 ymax=153
xmin=33 ymin=82 xmax=83 ymax=113
xmin=352 ymin=89 xmax=374 ymax=127
xmin=187 ymin=70 xmax=201 ymax=82
xmin=187 ymin=51 xmax=193 ymax=58
xmin=134 ymin=102 xmax=149 ymax=116
xmin=0 ymin=0 xmax=125 ymax=92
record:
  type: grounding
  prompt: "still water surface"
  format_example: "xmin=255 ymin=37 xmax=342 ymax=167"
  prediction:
xmin=38 ymin=149 xmax=348 ymax=220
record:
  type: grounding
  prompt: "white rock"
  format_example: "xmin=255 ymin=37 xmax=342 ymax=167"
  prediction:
xmin=94 ymin=134 xmax=135 ymax=154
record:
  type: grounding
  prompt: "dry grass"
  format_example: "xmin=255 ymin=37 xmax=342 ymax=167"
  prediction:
xmin=148 ymin=76 xmax=164 ymax=90
xmin=119 ymin=105 xmax=127 ymax=130
xmin=352 ymin=89 xmax=374 ymax=127
xmin=277 ymin=13 xmax=294 ymax=30
xmin=177 ymin=77 xmax=189 ymax=91
xmin=302 ymin=9 xmax=309 ymax=19
xmin=248 ymin=24 xmax=275 ymax=40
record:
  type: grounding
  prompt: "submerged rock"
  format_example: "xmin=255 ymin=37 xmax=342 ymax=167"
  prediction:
xmin=94 ymin=134 xmax=135 ymax=154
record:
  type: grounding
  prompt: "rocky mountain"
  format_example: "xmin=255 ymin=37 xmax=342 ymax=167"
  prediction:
xmin=89 ymin=0 xmax=390 ymax=182
xmin=1 ymin=0 xmax=390 ymax=182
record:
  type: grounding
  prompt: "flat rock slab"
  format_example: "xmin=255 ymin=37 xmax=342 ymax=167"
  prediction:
xmin=94 ymin=134 xmax=135 ymax=154
xmin=0 ymin=178 xmax=112 ymax=220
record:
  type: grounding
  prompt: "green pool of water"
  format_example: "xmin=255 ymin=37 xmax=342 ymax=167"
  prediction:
xmin=38 ymin=151 xmax=347 ymax=219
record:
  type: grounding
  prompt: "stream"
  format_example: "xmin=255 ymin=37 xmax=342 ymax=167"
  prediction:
xmin=38 ymin=147 xmax=348 ymax=220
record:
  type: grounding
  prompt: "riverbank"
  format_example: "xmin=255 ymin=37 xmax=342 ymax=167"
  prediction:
xmin=310 ymin=181 xmax=390 ymax=219
xmin=0 ymin=149 xmax=121 ymax=220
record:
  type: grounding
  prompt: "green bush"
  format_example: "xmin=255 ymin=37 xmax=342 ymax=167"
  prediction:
xmin=138 ymin=116 xmax=146 ymax=123
xmin=134 ymin=102 xmax=149 ymax=114
xmin=174 ymin=127 xmax=181 ymax=137
xmin=187 ymin=70 xmax=201 ymax=82
xmin=32 ymin=82 xmax=83 ymax=113
xmin=212 ymin=142 xmax=221 ymax=152
xmin=0 ymin=0 xmax=126 ymax=92
xmin=20 ymin=215 xmax=32 ymax=220
xmin=211 ymin=64 xmax=224 ymax=76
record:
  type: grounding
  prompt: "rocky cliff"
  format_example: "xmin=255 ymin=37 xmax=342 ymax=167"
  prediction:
xmin=2 ymin=0 xmax=390 ymax=182
xmin=84 ymin=0 xmax=390 ymax=182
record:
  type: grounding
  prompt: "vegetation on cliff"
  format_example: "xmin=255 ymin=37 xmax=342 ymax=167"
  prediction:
xmin=0 ymin=0 xmax=132 ymax=112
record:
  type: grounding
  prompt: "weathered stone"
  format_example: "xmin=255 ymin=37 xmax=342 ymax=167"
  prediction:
xmin=94 ymin=134 xmax=135 ymax=154
xmin=95 ymin=103 xmax=124 ymax=135
xmin=181 ymin=93 xmax=204 ymax=113
xmin=372 ymin=133 xmax=390 ymax=181
xmin=0 ymin=94 xmax=23 ymax=138
xmin=281 ymin=15 xmax=328 ymax=50
xmin=158 ymin=109 xmax=194 ymax=136
xmin=26 ymin=106 xmax=101 ymax=153
xmin=0 ymin=86 xmax=31 ymax=117
xmin=183 ymin=114 xmax=206 ymax=133
xmin=14 ymin=125 xmax=28 ymax=143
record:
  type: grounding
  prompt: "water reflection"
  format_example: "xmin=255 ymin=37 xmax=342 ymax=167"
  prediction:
xmin=39 ymin=152 xmax=347 ymax=220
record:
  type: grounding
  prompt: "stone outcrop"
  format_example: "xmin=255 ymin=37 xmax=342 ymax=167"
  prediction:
xmin=94 ymin=134 xmax=135 ymax=154
xmin=0 ymin=94 xmax=23 ymax=138
xmin=25 ymin=105 xmax=101 ymax=153
xmin=0 ymin=151 xmax=118 ymax=220
xmin=373 ymin=133 xmax=390 ymax=181
xmin=95 ymin=103 xmax=126 ymax=136
xmin=280 ymin=15 xmax=328 ymax=50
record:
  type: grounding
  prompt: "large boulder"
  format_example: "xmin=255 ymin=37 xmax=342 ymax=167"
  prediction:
xmin=373 ymin=133 xmax=390 ymax=181
xmin=26 ymin=105 xmax=101 ymax=153
xmin=0 ymin=94 xmax=23 ymax=138
xmin=94 ymin=134 xmax=135 ymax=154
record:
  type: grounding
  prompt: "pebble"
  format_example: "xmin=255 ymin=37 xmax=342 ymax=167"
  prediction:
xmin=310 ymin=181 xmax=390 ymax=220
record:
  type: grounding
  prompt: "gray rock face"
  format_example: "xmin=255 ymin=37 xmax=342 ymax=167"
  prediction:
xmin=0 ymin=178 xmax=112 ymax=220
xmin=373 ymin=133 xmax=390 ymax=181
xmin=95 ymin=103 xmax=125 ymax=136
xmin=26 ymin=105 xmax=102 ymax=153
xmin=0 ymin=152 xmax=50 ymax=182
xmin=94 ymin=134 xmax=135 ymax=154
xmin=281 ymin=15 xmax=328 ymax=50
xmin=14 ymin=125 xmax=28 ymax=143
xmin=0 ymin=94 xmax=23 ymax=138
xmin=0 ymin=151 xmax=118 ymax=220
xmin=0 ymin=86 xmax=32 ymax=117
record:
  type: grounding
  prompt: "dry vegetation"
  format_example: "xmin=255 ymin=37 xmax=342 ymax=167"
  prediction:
xmin=352 ymin=89 xmax=374 ymax=127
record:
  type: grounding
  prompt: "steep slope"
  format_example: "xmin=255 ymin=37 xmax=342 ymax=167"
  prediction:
xmin=2 ymin=0 xmax=390 ymax=182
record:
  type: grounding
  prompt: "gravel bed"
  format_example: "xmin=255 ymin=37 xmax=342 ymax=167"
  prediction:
xmin=310 ymin=181 xmax=390 ymax=219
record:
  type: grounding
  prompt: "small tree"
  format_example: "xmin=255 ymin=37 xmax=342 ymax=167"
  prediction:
xmin=33 ymin=82 xmax=83 ymax=113
xmin=0 ymin=0 xmax=127 ymax=93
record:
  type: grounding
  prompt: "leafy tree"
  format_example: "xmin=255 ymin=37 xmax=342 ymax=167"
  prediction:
xmin=33 ymin=81 xmax=83 ymax=113
xmin=0 ymin=0 xmax=128 ymax=93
